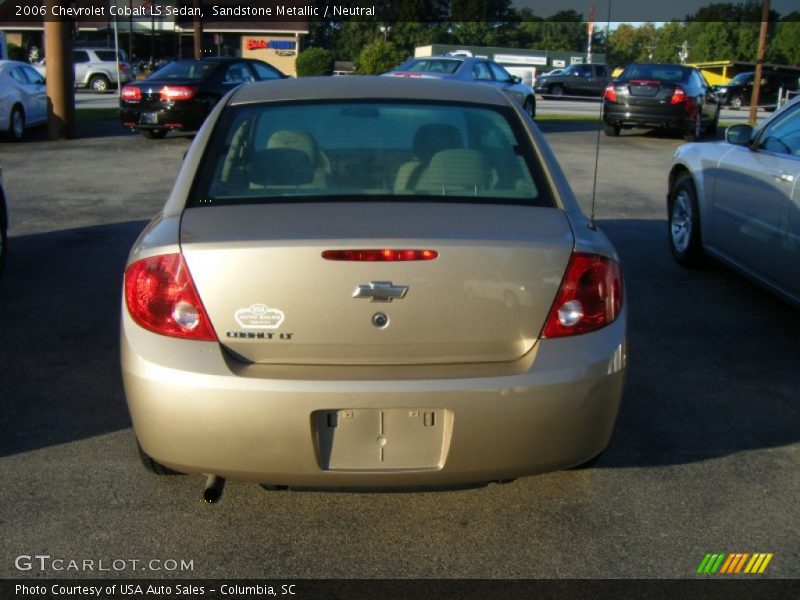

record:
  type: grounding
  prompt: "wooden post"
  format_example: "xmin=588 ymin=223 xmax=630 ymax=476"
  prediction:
xmin=193 ymin=0 xmax=202 ymax=59
xmin=44 ymin=4 xmax=75 ymax=139
xmin=748 ymin=0 xmax=770 ymax=126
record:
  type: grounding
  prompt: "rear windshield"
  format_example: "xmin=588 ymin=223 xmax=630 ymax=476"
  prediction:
xmin=620 ymin=64 xmax=688 ymax=82
xmin=398 ymin=59 xmax=462 ymax=74
xmin=190 ymin=101 xmax=553 ymax=207
xmin=148 ymin=61 xmax=217 ymax=81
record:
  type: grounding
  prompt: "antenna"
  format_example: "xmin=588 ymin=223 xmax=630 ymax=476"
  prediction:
xmin=589 ymin=0 xmax=612 ymax=230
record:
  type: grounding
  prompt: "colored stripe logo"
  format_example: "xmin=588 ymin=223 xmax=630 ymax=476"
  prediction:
xmin=697 ymin=553 xmax=773 ymax=574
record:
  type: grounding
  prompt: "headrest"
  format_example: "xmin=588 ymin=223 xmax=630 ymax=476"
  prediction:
xmin=267 ymin=130 xmax=319 ymax=165
xmin=412 ymin=124 xmax=463 ymax=162
xmin=414 ymin=149 xmax=490 ymax=192
xmin=250 ymin=148 xmax=313 ymax=187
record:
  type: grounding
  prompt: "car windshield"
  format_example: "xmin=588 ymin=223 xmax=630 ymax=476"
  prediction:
xmin=399 ymin=59 xmax=462 ymax=74
xmin=148 ymin=61 xmax=216 ymax=81
xmin=729 ymin=72 xmax=753 ymax=85
xmin=620 ymin=64 xmax=687 ymax=82
xmin=191 ymin=101 xmax=551 ymax=207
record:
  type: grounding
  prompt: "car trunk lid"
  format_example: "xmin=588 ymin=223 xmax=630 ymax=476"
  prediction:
xmin=180 ymin=203 xmax=574 ymax=365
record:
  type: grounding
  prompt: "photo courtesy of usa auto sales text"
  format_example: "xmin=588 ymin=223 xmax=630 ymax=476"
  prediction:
xmin=15 ymin=584 xmax=299 ymax=597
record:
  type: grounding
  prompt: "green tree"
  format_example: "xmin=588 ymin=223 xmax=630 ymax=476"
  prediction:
xmin=768 ymin=20 xmax=800 ymax=65
xmin=357 ymin=39 xmax=401 ymax=74
xmin=295 ymin=47 xmax=335 ymax=76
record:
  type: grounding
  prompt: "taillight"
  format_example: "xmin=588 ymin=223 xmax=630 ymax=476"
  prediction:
xmin=121 ymin=85 xmax=141 ymax=101
xmin=670 ymin=85 xmax=686 ymax=105
xmin=541 ymin=253 xmax=623 ymax=338
xmin=160 ymin=86 xmax=197 ymax=101
xmin=124 ymin=253 xmax=216 ymax=341
xmin=603 ymin=84 xmax=617 ymax=102
xmin=322 ymin=249 xmax=438 ymax=261
xmin=119 ymin=63 xmax=130 ymax=73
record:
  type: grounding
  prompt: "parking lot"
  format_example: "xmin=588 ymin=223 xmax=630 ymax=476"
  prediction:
xmin=0 ymin=117 xmax=798 ymax=579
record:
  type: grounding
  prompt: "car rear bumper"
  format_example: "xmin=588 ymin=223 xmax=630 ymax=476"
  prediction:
xmin=603 ymin=105 xmax=693 ymax=129
xmin=120 ymin=104 xmax=206 ymax=132
xmin=121 ymin=306 xmax=626 ymax=487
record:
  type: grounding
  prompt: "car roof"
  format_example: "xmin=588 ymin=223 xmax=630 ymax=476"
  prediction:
xmin=230 ymin=75 xmax=510 ymax=106
xmin=624 ymin=63 xmax=686 ymax=69
xmin=202 ymin=57 xmax=258 ymax=63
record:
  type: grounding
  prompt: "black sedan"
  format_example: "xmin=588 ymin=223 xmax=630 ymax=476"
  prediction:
xmin=602 ymin=63 xmax=720 ymax=141
xmin=120 ymin=57 xmax=286 ymax=139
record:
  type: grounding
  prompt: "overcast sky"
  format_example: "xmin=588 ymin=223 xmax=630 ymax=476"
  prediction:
xmin=513 ymin=0 xmax=797 ymax=22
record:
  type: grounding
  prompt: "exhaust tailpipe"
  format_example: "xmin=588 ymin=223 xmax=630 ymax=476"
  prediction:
xmin=202 ymin=475 xmax=226 ymax=503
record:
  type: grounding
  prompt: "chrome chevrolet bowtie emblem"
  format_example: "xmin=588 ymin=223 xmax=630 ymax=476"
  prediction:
xmin=352 ymin=281 xmax=409 ymax=302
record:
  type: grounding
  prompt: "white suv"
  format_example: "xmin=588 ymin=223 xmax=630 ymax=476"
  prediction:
xmin=34 ymin=48 xmax=133 ymax=93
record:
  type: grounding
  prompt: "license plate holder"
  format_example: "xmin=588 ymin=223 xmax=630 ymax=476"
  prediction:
xmin=315 ymin=408 xmax=448 ymax=471
xmin=140 ymin=112 xmax=158 ymax=125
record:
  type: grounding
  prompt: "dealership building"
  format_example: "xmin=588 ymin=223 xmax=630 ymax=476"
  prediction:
xmin=0 ymin=0 xmax=309 ymax=76
xmin=415 ymin=44 xmax=605 ymax=85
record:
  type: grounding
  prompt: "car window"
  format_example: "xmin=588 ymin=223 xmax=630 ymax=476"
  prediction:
xmin=402 ymin=59 xmax=461 ymax=74
xmin=758 ymin=104 xmax=800 ymax=157
xmin=9 ymin=67 xmax=28 ymax=84
xmin=488 ymin=62 xmax=512 ymax=82
xmin=472 ymin=62 xmax=492 ymax=81
xmin=191 ymin=101 xmax=552 ymax=207
xmin=250 ymin=61 xmax=282 ymax=80
xmin=596 ymin=66 xmax=608 ymax=77
xmin=21 ymin=66 xmax=44 ymax=85
xmin=223 ymin=63 xmax=254 ymax=84
xmin=73 ymin=51 xmax=90 ymax=64
xmin=620 ymin=64 xmax=687 ymax=82
xmin=95 ymin=51 xmax=118 ymax=62
xmin=149 ymin=61 xmax=216 ymax=81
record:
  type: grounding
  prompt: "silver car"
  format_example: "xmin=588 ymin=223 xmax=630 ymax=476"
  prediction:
xmin=121 ymin=77 xmax=626 ymax=493
xmin=34 ymin=47 xmax=132 ymax=93
xmin=384 ymin=56 xmax=536 ymax=119
xmin=668 ymin=95 xmax=800 ymax=306
xmin=0 ymin=60 xmax=47 ymax=141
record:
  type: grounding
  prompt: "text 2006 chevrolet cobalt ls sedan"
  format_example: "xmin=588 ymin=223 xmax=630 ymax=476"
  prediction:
xmin=121 ymin=76 xmax=626 ymax=491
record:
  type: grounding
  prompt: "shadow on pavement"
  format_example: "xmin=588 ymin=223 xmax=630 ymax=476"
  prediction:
xmin=595 ymin=218 xmax=800 ymax=469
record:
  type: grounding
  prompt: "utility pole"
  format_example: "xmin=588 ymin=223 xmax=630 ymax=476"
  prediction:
xmin=749 ymin=0 xmax=770 ymax=126
xmin=44 ymin=2 xmax=75 ymax=139
xmin=193 ymin=0 xmax=202 ymax=59
xmin=586 ymin=4 xmax=595 ymax=64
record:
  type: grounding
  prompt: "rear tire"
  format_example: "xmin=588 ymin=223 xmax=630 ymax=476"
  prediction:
xmin=89 ymin=75 xmax=110 ymax=93
xmin=551 ymin=85 xmax=564 ymax=99
xmin=6 ymin=105 xmax=24 ymax=142
xmin=706 ymin=107 xmax=720 ymax=136
xmin=604 ymin=123 xmax=620 ymax=137
xmin=145 ymin=128 xmax=168 ymax=139
xmin=730 ymin=95 xmax=743 ymax=110
xmin=137 ymin=440 xmax=183 ymax=475
xmin=523 ymin=96 xmax=535 ymax=119
xmin=668 ymin=173 xmax=705 ymax=267
xmin=683 ymin=113 xmax=702 ymax=142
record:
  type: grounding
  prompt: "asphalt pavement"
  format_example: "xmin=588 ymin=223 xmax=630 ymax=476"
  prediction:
xmin=0 ymin=119 xmax=797 ymax=581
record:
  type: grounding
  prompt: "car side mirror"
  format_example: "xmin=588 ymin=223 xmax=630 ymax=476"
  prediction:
xmin=725 ymin=124 xmax=753 ymax=146
xmin=511 ymin=75 xmax=521 ymax=84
